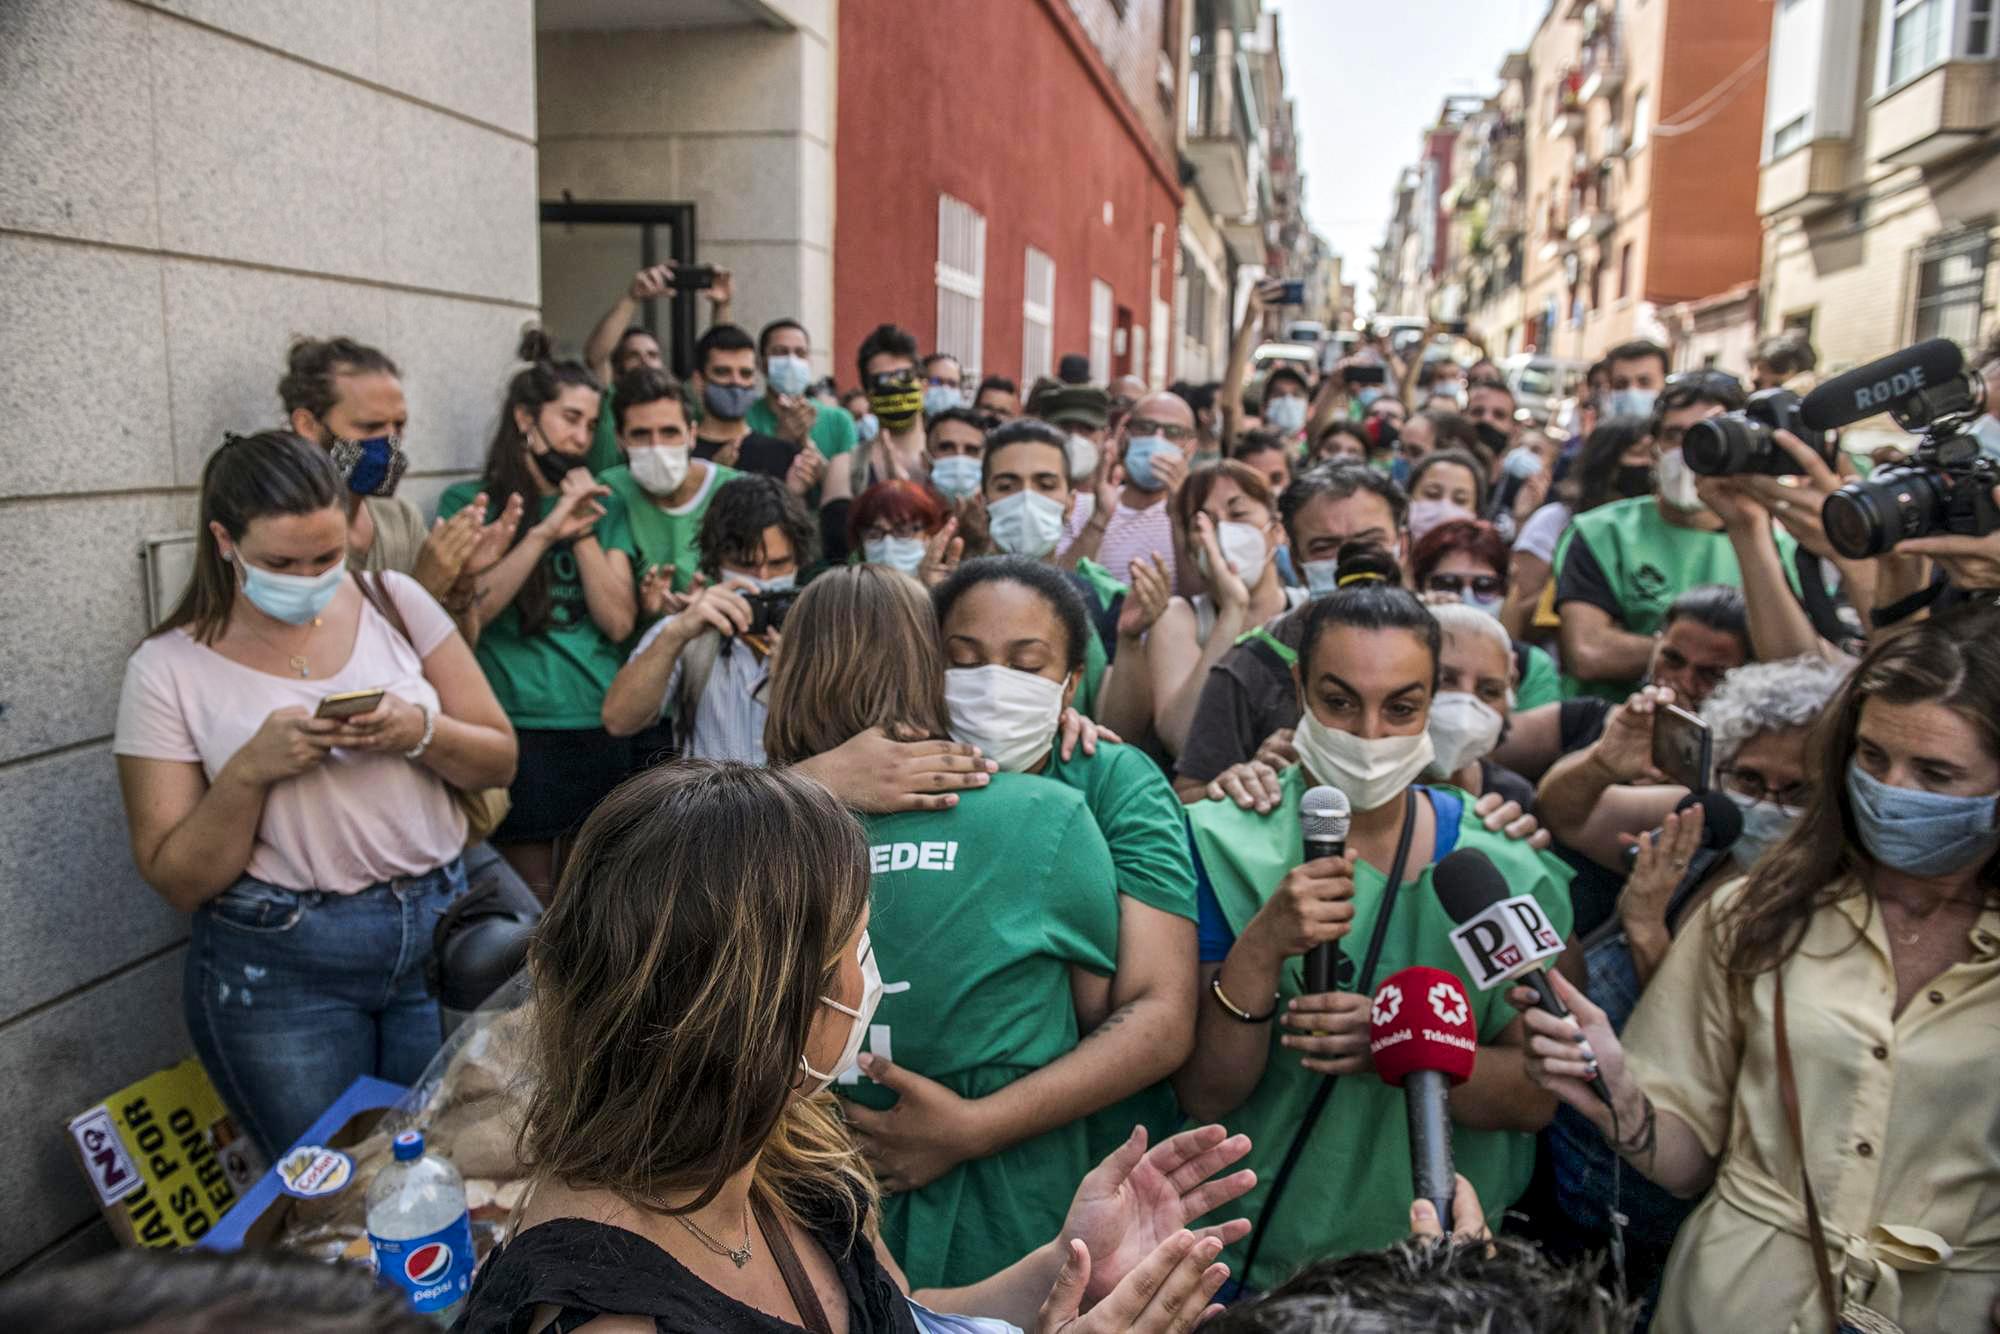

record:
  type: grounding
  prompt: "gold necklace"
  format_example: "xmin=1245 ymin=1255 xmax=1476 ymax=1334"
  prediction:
xmin=242 ymin=615 xmax=323 ymax=678
xmin=673 ymin=1207 xmax=754 ymax=1268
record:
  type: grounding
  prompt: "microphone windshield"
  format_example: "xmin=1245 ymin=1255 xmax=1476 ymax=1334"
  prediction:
xmin=1368 ymin=966 xmax=1478 ymax=1087
xmin=1433 ymin=848 xmax=1511 ymax=925
xmin=1662 ymin=789 xmax=1746 ymax=853
xmin=1301 ymin=784 xmax=1351 ymax=843
xmin=1800 ymin=339 xmax=1964 ymax=432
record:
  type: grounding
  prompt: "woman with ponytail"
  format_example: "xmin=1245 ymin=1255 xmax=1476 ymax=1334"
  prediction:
xmin=439 ymin=330 xmax=638 ymax=896
xmin=113 ymin=432 xmax=515 ymax=1157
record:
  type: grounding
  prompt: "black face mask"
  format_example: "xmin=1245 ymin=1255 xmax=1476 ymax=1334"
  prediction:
xmin=1474 ymin=420 xmax=1511 ymax=456
xmin=1367 ymin=417 xmax=1400 ymax=451
xmin=1614 ymin=463 xmax=1654 ymax=500
xmin=532 ymin=447 xmax=585 ymax=487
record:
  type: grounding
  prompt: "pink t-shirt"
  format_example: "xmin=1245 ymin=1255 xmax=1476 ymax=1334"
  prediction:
xmin=1060 ymin=493 xmax=1179 ymax=589
xmin=114 ymin=573 xmax=468 ymax=893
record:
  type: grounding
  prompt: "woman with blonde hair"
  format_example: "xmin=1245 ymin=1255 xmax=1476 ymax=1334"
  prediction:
xmin=459 ymin=760 xmax=1255 ymax=1332
xmin=765 ymin=566 xmax=1200 ymax=1292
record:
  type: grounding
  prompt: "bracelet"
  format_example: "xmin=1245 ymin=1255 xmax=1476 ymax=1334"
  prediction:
xmin=1210 ymin=973 xmax=1279 ymax=1024
xmin=404 ymin=704 xmax=435 ymax=760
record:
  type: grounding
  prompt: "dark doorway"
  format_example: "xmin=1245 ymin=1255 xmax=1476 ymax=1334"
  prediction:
xmin=539 ymin=200 xmax=699 ymax=377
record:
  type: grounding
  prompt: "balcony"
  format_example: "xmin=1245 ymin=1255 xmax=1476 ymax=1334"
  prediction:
xmin=1493 ymin=118 xmax=1526 ymax=163
xmin=1757 ymin=139 xmax=1849 ymax=219
xmin=1549 ymin=105 xmax=1585 ymax=140
xmin=1188 ymin=135 xmax=1252 ymax=216
xmin=1578 ymin=34 xmax=1623 ymax=103
xmin=1487 ymin=198 xmax=1524 ymax=241
xmin=1565 ymin=209 xmax=1612 ymax=241
xmin=1869 ymin=61 xmax=2000 ymax=167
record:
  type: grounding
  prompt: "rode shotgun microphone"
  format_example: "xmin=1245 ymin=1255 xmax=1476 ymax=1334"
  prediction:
xmin=1369 ymin=965 xmax=1478 ymax=1232
xmin=1300 ymin=785 xmax=1353 ymax=994
xmin=1800 ymin=339 xmax=1966 ymax=432
xmin=1620 ymin=789 xmax=1744 ymax=869
xmin=1434 ymin=848 xmax=1611 ymax=1105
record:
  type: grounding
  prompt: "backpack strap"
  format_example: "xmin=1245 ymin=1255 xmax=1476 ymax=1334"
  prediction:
xmin=1233 ymin=624 xmax=1298 ymax=671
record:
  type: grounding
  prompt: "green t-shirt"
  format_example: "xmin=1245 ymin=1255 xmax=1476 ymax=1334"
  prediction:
xmin=1071 ymin=558 xmax=1126 ymax=721
xmin=586 ymin=383 xmax=623 ymax=476
xmin=1552 ymin=496 xmax=1796 ymax=703
xmin=746 ymin=394 xmax=859 ymax=459
xmin=1516 ymin=640 xmax=1560 ymax=711
xmin=437 ymin=482 xmax=638 ymax=729
xmin=1187 ymin=767 xmax=1575 ymax=1290
xmin=840 ymin=775 xmax=1119 ymax=1290
xmin=599 ymin=459 xmax=739 ymax=597
xmin=1045 ymin=742 xmax=1198 ymax=1155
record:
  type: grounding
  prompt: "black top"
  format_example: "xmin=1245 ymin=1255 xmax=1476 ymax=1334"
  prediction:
xmin=1175 ymin=604 xmax=1311 ymax=785
xmin=1552 ymin=534 xmax=1622 ymax=621
xmin=695 ymin=432 xmax=800 ymax=481
xmin=454 ymin=1204 xmax=920 ymax=1334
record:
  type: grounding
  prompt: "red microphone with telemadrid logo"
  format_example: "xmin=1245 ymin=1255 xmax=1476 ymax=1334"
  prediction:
xmin=1368 ymin=965 xmax=1478 ymax=1232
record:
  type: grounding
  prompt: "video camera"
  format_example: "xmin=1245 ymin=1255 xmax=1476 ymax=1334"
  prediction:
xmin=1796 ymin=339 xmax=2000 ymax=559
xmin=1682 ymin=388 xmax=1831 ymax=478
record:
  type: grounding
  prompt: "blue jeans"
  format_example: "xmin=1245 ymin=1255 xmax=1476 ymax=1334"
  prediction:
xmin=185 ymin=859 xmax=466 ymax=1159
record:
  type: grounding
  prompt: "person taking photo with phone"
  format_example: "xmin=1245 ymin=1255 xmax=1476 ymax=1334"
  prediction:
xmin=113 ymin=432 xmax=516 ymax=1159
xmin=439 ymin=331 xmax=638 ymax=898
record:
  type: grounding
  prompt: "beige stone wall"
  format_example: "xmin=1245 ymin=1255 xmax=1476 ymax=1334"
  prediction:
xmin=0 ymin=0 xmax=538 ymax=1272
xmin=537 ymin=12 xmax=838 ymax=376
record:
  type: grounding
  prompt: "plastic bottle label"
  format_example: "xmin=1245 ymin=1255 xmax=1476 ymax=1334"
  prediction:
xmin=370 ymin=1212 xmax=474 ymax=1313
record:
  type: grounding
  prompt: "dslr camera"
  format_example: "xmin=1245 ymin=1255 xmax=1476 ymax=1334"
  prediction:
xmin=1682 ymin=388 xmax=1831 ymax=477
xmin=1821 ymin=356 xmax=2000 ymax=560
xmin=743 ymin=588 xmax=797 ymax=637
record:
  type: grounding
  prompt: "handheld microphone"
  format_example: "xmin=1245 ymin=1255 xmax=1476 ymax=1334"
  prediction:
xmin=1620 ymin=789 xmax=1744 ymax=870
xmin=1800 ymin=339 xmax=1965 ymax=432
xmin=1434 ymin=848 xmax=1610 ymax=1105
xmin=1300 ymin=785 xmax=1352 ymax=994
xmin=1369 ymin=965 xmax=1478 ymax=1232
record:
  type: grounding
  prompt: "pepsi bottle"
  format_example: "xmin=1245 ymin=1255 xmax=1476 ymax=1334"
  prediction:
xmin=367 ymin=1129 xmax=473 ymax=1323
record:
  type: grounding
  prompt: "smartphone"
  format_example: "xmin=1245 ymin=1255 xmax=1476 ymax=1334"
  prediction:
xmin=674 ymin=262 xmax=718 ymax=292
xmin=1652 ymin=703 xmax=1712 ymax=793
xmin=1276 ymin=280 xmax=1306 ymax=306
xmin=315 ymin=687 xmax=386 ymax=720
xmin=1341 ymin=363 xmax=1388 ymax=386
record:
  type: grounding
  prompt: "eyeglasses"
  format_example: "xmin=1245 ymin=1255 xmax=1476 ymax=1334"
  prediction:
xmin=862 ymin=520 xmax=928 ymax=542
xmin=1425 ymin=573 xmax=1504 ymax=600
xmin=871 ymin=371 xmax=920 ymax=392
xmin=1718 ymin=767 xmax=1812 ymax=810
xmin=1127 ymin=418 xmax=1194 ymax=442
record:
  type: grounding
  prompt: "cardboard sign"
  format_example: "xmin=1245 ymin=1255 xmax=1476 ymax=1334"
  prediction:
xmin=68 ymin=1057 xmax=263 ymax=1249
xmin=1447 ymin=894 xmax=1564 ymax=991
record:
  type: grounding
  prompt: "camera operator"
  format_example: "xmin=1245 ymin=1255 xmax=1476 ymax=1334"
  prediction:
xmin=601 ymin=474 xmax=815 ymax=762
xmin=1517 ymin=610 xmax=2000 ymax=1334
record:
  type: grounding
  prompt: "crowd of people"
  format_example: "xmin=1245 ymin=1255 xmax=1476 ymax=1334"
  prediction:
xmin=90 ymin=258 xmax=2000 ymax=1332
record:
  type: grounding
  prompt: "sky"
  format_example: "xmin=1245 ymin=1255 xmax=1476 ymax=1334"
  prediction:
xmin=1269 ymin=0 xmax=1550 ymax=315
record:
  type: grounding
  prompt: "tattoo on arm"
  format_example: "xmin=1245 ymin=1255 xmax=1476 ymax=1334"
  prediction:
xmin=1080 ymin=1000 xmax=1138 ymax=1043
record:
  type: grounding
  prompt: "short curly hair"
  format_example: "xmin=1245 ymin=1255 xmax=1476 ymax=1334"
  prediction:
xmin=1699 ymin=654 xmax=1853 ymax=772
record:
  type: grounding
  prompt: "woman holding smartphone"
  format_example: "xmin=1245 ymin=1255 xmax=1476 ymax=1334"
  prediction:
xmin=113 ymin=432 xmax=516 ymax=1158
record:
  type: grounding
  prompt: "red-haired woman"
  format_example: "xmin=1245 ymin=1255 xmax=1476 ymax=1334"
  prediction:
xmin=1410 ymin=518 xmax=1558 ymax=710
xmin=849 ymin=479 xmax=955 ymax=583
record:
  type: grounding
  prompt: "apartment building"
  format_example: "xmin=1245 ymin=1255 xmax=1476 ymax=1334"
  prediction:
xmin=1757 ymin=0 xmax=2000 ymax=373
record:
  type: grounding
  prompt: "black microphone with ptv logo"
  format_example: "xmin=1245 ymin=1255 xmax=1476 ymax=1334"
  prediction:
xmin=1434 ymin=847 xmax=1611 ymax=1106
xmin=1300 ymin=785 xmax=1352 ymax=995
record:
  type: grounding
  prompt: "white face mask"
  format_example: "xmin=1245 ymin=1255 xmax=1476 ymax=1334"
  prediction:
xmin=799 ymin=930 xmax=884 ymax=1094
xmin=1408 ymin=498 xmax=1475 ymax=543
xmin=987 ymin=490 xmax=1069 ymax=558
xmin=1293 ymin=709 xmax=1436 ymax=812
xmin=1426 ymin=691 xmax=1504 ymax=777
xmin=930 ymin=454 xmax=983 ymax=501
xmin=1264 ymin=394 xmax=1308 ymax=434
xmin=1198 ymin=520 xmax=1270 ymax=586
xmin=1655 ymin=447 xmax=1706 ymax=513
xmin=863 ymin=534 xmax=927 ymax=576
xmin=724 ymin=569 xmax=796 ymax=594
xmin=1065 ymin=432 xmax=1100 ymax=482
xmin=943 ymin=664 xmax=1067 ymax=773
xmin=626 ymin=444 xmax=690 ymax=497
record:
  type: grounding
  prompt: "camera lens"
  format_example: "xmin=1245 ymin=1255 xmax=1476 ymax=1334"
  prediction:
xmin=1682 ymin=416 xmax=1757 ymax=476
xmin=1823 ymin=468 xmax=1946 ymax=559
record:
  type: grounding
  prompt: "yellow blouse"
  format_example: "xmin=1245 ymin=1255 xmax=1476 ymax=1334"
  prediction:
xmin=1623 ymin=879 xmax=2000 ymax=1334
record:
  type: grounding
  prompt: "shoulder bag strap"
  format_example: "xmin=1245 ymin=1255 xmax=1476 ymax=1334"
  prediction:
xmin=753 ymin=1194 xmax=835 ymax=1334
xmin=354 ymin=571 xmax=415 ymax=649
xmin=1235 ymin=791 xmax=1422 ymax=1290
xmin=1775 ymin=969 xmax=1842 ymax=1334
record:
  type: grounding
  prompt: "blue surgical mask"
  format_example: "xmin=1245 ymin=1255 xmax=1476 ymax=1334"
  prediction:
xmin=864 ymin=534 xmax=928 ymax=575
xmin=703 ymin=382 xmax=759 ymax=421
xmin=1502 ymin=446 xmax=1544 ymax=481
xmin=924 ymin=384 xmax=964 ymax=418
xmin=1608 ymin=387 xmax=1657 ymax=419
xmin=746 ymin=572 xmax=796 ymax=594
xmin=1727 ymin=791 xmax=1804 ymax=872
xmin=1302 ymin=557 xmax=1341 ymax=596
xmin=237 ymin=555 xmax=345 ymax=625
xmin=856 ymin=412 xmax=880 ymax=443
xmin=930 ymin=454 xmax=983 ymax=502
xmin=1123 ymin=435 xmax=1174 ymax=492
xmin=1468 ymin=592 xmax=1506 ymax=618
xmin=1264 ymin=394 xmax=1308 ymax=434
xmin=987 ymin=490 xmax=1069 ymax=558
xmin=1389 ymin=455 xmax=1412 ymax=488
xmin=1845 ymin=761 xmax=2000 ymax=877
xmin=766 ymin=354 xmax=813 ymax=398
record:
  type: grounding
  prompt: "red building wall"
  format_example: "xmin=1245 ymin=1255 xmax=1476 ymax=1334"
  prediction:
xmin=834 ymin=0 xmax=1184 ymax=389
